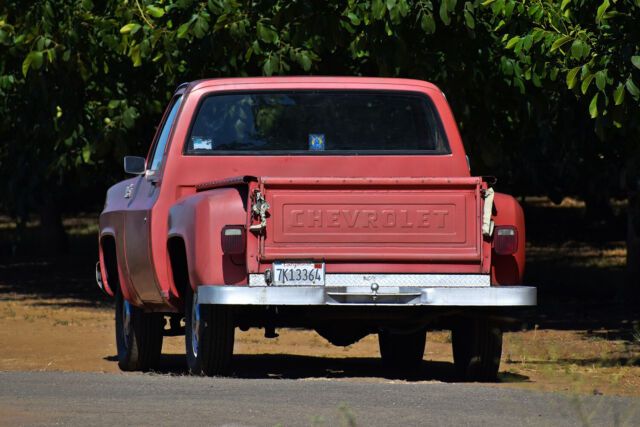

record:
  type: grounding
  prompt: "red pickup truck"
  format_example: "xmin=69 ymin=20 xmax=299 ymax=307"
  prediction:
xmin=96 ymin=77 xmax=535 ymax=381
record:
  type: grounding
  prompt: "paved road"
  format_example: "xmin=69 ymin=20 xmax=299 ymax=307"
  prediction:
xmin=0 ymin=371 xmax=638 ymax=426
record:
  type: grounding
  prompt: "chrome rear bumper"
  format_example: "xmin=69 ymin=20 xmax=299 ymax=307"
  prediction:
xmin=197 ymin=284 xmax=536 ymax=307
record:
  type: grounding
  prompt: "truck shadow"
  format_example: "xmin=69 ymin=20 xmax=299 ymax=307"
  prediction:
xmin=106 ymin=353 xmax=530 ymax=383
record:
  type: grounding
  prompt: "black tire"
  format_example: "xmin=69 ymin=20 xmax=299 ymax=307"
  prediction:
xmin=451 ymin=317 xmax=503 ymax=382
xmin=185 ymin=285 xmax=234 ymax=376
xmin=378 ymin=328 xmax=426 ymax=375
xmin=115 ymin=287 xmax=164 ymax=372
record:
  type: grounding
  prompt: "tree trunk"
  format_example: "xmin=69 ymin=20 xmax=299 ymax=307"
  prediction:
xmin=39 ymin=192 xmax=68 ymax=254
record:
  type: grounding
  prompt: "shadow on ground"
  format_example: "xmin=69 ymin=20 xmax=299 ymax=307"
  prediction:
xmin=104 ymin=353 xmax=531 ymax=383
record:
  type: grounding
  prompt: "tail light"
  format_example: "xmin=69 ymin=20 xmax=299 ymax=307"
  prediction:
xmin=221 ymin=225 xmax=246 ymax=254
xmin=494 ymin=226 xmax=518 ymax=255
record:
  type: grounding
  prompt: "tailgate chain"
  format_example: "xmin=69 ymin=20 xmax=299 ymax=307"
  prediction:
xmin=249 ymin=189 xmax=270 ymax=232
xmin=481 ymin=187 xmax=495 ymax=237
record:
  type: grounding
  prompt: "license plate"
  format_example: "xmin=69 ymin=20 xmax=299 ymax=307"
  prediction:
xmin=273 ymin=262 xmax=325 ymax=286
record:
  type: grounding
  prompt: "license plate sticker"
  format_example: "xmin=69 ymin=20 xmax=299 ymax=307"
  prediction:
xmin=273 ymin=262 xmax=325 ymax=286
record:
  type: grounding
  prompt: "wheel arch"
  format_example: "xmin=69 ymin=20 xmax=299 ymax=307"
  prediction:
xmin=99 ymin=233 xmax=118 ymax=297
xmin=167 ymin=235 xmax=190 ymax=309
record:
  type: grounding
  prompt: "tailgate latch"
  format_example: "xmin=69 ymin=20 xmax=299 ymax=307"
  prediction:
xmin=249 ymin=189 xmax=270 ymax=232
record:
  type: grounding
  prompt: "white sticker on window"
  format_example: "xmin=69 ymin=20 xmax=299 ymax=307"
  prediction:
xmin=192 ymin=137 xmax=213 ymax=150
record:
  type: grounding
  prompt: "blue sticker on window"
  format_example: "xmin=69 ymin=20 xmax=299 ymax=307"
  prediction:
xmin=192 ymin=137 xmax=212 ymax=150
xmin=309 ymin=134 xmax=325 ymax=151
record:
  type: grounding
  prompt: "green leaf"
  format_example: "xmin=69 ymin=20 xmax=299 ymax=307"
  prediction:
xmin=480 ymin=0 xmax=495 ymax=6
xmin=596 ymin=0 xmax=609 ymax=24
xmin=532 ymin=73 xmax=542 ymax=88
xmin=130 ymin=45 xmax=142 ymax=67
xmin=439 ymin=1 xmax=451 ymax=26
xmin=626 ymin=78 xmax=640 ymax=97
xmin=581 ymin=73 xmax=594 ymax=94
xmin=122 ymin=107 xmax=138 ymax=128
xmin=257 ymin=22 xmax=278 ymax=43
xmin=263 ymin=57 xmax=275 ymax=76
xmin=372 ymin=0 xmax=386 ymax=19
xmin=120 ymin=23 xmax=137 ymax=34
xmin=300 ymin=54 xmax=312 ymax=71
xmin=421 ymin=13 xmax=436 ymax=34
xmin=595 ymin=71 xmax=606 ymax=91
xmin=446 ymin=0 xmax=457 ymax=12
xmin=82 ymin=144 xmax=91 ymax=163
xmin=146 ymin=5 xmax=165 ymax=18
xmin=523 ymin=34 xmax=532 ymax=52
xmin=514 ymin=38 xmax=524 ymax=55
xmin=589 ymin=93 xmax=598 ymax=118
xmin=501 ymin=57 xmax=514 ymax=76
xmin=130 ymin=24 xmax=142 ymax=35
xmin=177 ymin=22 xmax=190 ymax=38
xmin=631 ymin=56 xmax=640 ymax=70
xmin=347 ymin=12 xmax=361 ymax=25
xmin=464 ymin=10 xmax=475 ymax=29
xmin=532 ymin=28 xmax=544 ymax=43
xmin=550 ymin=35 xmax=572 ymax=52
xmin=21 ymin=54 xmax=32 ymax=77
xmin=506 ymin=36 xmax=520 ymax=49
xmin=26 ymin=51 xmax=43 ymax=73
xmin=566 ymin=66 xmax=580 ymax=89
xmin=108 ymin=100 xmax=120 ymax=109
xmin=560 ymin=0 xmax=571 ymax=10
xmin=570 ymin=40 xmax=583 ymax=59
xmin=613 ymin=83 xmax=625 ymax=105
xmin=81 ymin=0 xmax=94 ymax=10
xmin=513 ymin=76 xmax=525 ymax=94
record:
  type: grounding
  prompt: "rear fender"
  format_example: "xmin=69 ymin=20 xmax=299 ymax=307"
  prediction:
xmin=167 ymin=187 xmax=248 ymax=293
xmin=491 ymin=193 xmax=526 ymax=285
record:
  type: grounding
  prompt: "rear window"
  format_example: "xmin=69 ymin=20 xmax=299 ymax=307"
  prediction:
xmin=185 ymin=91 xmax=450 ymax=155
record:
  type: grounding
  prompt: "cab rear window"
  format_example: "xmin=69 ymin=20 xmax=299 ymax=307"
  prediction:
xmin=185 ymin=91 xmax=450 ymax=155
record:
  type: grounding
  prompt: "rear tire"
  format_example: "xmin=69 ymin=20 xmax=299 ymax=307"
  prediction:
xmin=185 ymin=286 xmax=234 ymax=376
xmin=378 ymin=328 xmax=426 ymax=375
xmin=452 ymin=317 xmax=502 ymax=382
xmin=115 ymin=288 xmax=164 ymax=372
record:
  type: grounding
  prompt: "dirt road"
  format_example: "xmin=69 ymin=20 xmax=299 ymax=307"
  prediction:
xmin=2 ymin=370 xmax=639 ymax=426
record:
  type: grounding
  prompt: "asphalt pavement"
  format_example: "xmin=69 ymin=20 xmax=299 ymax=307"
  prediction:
xmin=0 ymin=371 xmax=638 ymax=426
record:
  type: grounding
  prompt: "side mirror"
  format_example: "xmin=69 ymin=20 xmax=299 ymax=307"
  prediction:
xmin=124 ymin=156 xmax=146 ymax=175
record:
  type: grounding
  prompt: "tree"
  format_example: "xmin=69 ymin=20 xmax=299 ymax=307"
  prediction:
xmin=0 ymin=0 xmax=171 ymax=251
xmin=481 ymin=0 xmax=640 ymax=293
xmin=1 ymin=0 xmax=638 ymax=289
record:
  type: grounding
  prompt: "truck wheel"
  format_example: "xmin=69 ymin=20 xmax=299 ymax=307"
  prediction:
xmin=452 ymin=317 xmax=502 ymax=382
xmin=115 ymin=287 xmax=163 ymax=371
xmin=378 ymin=329 xmax=426 ymax=375
xmin=185 ymin=286 xmax=234 ymax=376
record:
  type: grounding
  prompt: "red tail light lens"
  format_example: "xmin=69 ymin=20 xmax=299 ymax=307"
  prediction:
xmin=221 ymin=225 xmax=246 ymax=255
xmin=494 ymin=226 xmax=518 ymax=255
